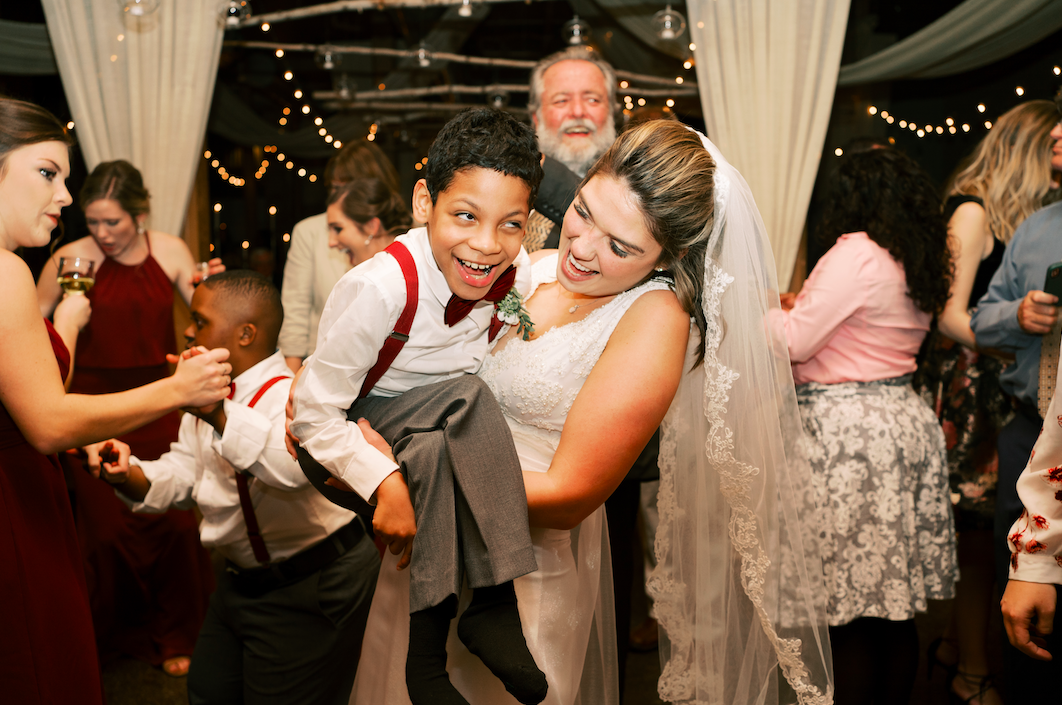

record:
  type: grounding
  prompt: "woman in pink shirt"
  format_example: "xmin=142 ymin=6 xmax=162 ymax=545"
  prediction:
xmin=781 ymin=148 xmax=957 ymax=705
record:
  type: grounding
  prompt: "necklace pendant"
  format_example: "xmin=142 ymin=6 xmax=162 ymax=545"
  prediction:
xmin=568 ymin=305 xmax=579 ymax=314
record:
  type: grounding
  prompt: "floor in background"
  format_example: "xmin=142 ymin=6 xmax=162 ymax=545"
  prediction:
xmin=101 ymin=596 xmax=1003 ymax=705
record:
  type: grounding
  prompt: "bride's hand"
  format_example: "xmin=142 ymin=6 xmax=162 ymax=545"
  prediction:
xmin=371 ymin=466 xmax=415 ymax=570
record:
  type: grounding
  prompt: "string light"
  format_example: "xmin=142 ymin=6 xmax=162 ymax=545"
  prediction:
xmin=867 ymin=65 xmax=1062 ymax=142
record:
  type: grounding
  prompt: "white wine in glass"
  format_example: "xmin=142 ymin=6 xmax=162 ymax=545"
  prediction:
xmin=57 ymin=257 xmax=96 ymax=295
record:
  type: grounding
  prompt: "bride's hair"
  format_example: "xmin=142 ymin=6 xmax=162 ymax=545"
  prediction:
xmin=584 ymin=119 xmax=716 ymax=364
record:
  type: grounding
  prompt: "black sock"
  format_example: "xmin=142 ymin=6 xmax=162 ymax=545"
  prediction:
xmin=406 ymin=597 xmax=468 ymax=705
xmin=457 ymin=582 xmax=548 ymax=705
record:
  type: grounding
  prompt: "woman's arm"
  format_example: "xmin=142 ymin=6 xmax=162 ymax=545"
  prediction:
xmin=0 ymin=251 xmax=231 ymax=454
xmin=157 ymin=232 xmax=200 ymax=307
xmin=50 ymin=294 xmax=92 ymax=391
xmin=522 ymin=290 xmax=689 ymax=530
xmin=938 ymin=202 xmax=989 ymax=349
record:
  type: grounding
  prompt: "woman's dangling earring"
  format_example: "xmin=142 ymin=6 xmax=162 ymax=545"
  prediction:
xmin=655 ymin=266 xmax=666 ymax=272
xmin=364 ymin=235 xmax=373 ymax=246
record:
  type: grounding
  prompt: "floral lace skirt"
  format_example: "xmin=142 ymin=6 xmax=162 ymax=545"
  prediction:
xmin=796 ymin=375 xmax=958 ymax=626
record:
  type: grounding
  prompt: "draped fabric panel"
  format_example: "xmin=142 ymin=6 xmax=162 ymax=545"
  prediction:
xmin=39 ymin=1 xmax=224 ymax=235
xmin=689 ymin=0 xmax=850 ymax=290
xmin=837 ymin=0 xmax=1062 ymax=86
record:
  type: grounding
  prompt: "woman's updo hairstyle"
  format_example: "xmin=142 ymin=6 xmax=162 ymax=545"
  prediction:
xmin=79 ymin=160 xmax=151 ymax=220
xmin=0 ymin=97 xmax=75 ymax=173
xmin=325 ymin=142 xmax=400 ymax=195
xmin=583 ymin=119 xmax=716 ymax=364
xmin=327 ymin=177 xmax=412 ymax=238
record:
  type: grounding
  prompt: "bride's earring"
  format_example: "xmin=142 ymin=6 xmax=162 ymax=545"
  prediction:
xmin=654 ymin=266 xmax=666 ymax=272
xmin=364 ymin=235 xmax=373 ymax=246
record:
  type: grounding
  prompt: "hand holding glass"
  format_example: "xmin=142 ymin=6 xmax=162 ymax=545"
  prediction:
xmin=193 ymin=261 xmax=211 ymax=287
xmin=57 ymin=257 xmax=96 ymax=295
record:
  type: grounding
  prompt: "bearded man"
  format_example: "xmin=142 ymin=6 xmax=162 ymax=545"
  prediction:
xmin=524 ymin=48 xmax=618 ymax=251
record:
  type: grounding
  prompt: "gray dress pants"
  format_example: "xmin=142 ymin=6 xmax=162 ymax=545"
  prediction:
xmin=351 ymin=375 xmax=538 ymax=612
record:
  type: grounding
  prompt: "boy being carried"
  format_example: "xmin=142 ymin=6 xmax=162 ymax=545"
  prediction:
xmin=83 ymin=270 xmax=380 ymax=705
xmin=290 ymin=108 xmax=547 ymax=705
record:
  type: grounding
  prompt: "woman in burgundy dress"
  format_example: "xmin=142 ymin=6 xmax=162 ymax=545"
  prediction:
xmin=0 ymin=98 xmax=231 ymax=704
xmin=38 ymin=160 xmax=224 ymax=676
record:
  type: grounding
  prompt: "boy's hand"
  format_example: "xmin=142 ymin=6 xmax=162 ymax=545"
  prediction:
xmin=373 ymin=470 xmax=416 ymax=570
xmin=81 ymin=439 xmax=131 ymax=485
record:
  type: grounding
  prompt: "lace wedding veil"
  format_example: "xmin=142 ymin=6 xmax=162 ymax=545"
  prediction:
xmin=649 ymin=131 xmax=834 ymax=704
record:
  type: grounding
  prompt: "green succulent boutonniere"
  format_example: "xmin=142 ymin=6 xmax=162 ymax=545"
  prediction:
xmin=495 ymin=288 xmax=535 ymax=340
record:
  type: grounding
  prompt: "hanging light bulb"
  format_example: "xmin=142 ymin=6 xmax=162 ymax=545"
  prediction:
xmin=457 ymin=0 xmax=474 ymax=17
xmin=651 ymin=4 xmax=687 ymax=41
xmin=334 ymin=73 xmax=355 ymax=100
xmin=220 ymin=1 xmax=251 ymax=27
xmin=315 ymin=46 xmax=341 ymax=71
xmin=488 ymin=90 xmax=510 ymax=110
xmin=119 ymin=0 xmax=160 ymax=16
xmin=415 ymin=42 xmax=434 ymax=69
xmin=562 ymin=15 xmax=592 ymax=46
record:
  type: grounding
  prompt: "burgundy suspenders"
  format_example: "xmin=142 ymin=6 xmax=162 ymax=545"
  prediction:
xmin=239 ymin=242 xmax=418 ymax=565
xmin=233 ymin=375 xmax=290 ymax=565
xmin=359 ymin=241 xmax=419 ymax=399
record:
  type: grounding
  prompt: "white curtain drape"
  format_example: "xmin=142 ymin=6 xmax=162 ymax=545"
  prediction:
xmin=689 ymin=0 xmax=850 ymax=290
xmin=40 ymin=0 xmax=223 ymax=235
xmin=837 ymin=0 xmax=1062 ymax=86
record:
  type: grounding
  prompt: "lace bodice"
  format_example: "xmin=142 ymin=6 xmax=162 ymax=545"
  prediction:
xmin=479 ymin=253 xmax=673 ymax=451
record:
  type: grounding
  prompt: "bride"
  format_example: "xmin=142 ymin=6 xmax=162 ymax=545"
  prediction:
xmin=352 ymin=120 xmax=833 ymax=705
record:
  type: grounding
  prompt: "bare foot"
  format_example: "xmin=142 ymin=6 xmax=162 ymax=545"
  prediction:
xmin=162 ymin=656 xmax=191 ymax=677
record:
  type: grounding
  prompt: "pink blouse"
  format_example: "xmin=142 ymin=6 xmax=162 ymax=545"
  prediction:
xmin=782 ymin=231 xmax=930 ymax=385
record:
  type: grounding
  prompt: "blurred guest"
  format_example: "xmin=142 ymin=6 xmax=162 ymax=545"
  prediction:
xmin=916 ymin=99 xmax=1060 ymax=705
xmin=780 ymin=148 xmax=957 ymax=705
xmin=525 ymin=47 xmax=616 ymax=251
xmin=0 ymin=97 xmax=230 ymax=705
xmin=37 ymin=159 xmax=224 ymax=677
xmin=969 ymin=89 xmax=1062 ymax=701
xmin=279 ymin=143 xmax=399 ymax=373
xmin=325 ymin=177 xmax=411 ymax=268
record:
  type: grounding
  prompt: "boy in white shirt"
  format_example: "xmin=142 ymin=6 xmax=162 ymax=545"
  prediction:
xmin=84 ymin=271 xmax=379 ymax=705
xmin=290 ymin=108 xmax=546 ymax=705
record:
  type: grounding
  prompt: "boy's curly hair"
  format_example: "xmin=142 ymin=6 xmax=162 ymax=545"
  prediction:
xmin=423 ymin=108 xmax=543 ymax=207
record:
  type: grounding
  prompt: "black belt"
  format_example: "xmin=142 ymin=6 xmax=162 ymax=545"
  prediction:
xmin=226 ymin=518 xmax=366 ymax=597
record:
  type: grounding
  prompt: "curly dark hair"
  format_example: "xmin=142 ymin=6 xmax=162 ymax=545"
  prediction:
xmin=816 ymin=148 xmax=951 ymax=315
xmin=423 ymin=108 xmax=543 ymax=208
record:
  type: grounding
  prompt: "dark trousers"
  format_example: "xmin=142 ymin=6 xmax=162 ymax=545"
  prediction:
xmin=351 ymin=375 xmax=537 ymax=613
xmin=995 ymin=408 xmax=1062 ymax=698
xmin=186 ymin=534 xmax=380 ymax=705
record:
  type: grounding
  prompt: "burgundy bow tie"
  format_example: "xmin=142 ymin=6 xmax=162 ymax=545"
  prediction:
xmin=444 ymin=264 xmax=517 ymax=327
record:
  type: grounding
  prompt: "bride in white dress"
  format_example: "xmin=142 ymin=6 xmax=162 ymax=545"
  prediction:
xmin=353 ymin=121 xmax=834 ymax=705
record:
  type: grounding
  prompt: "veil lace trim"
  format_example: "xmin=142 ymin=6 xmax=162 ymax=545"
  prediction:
xmin=650 ymin=130 xmax=831 ymax=704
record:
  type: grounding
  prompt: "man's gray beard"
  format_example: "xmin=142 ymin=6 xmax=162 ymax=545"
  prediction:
xmin=537 ymin=114 xmax=617 ymax=178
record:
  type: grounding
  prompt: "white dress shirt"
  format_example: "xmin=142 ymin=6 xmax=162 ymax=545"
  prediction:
xmin=290 ymin=227 xmax=531 ymax=502
xmin=278 ymin=213 xmax=352 ymax=360
xmin=130 ymin=351 xmax=356 ymax=569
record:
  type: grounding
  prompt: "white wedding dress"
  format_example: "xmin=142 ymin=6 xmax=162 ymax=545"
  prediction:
xmin=350 ymin=252 xmax=673 ymax=705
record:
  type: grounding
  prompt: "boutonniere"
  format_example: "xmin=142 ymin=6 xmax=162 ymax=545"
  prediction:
xmin=495 ymin=287 xmax=535 ymax=341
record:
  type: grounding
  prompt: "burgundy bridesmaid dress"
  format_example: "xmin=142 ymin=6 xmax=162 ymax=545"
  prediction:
xmin=0 ymin=321 xmax=104 ymax=704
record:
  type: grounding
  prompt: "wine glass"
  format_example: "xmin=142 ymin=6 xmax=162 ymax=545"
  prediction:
xmin=193 ymin=261 xmax=211 ymax=286
xmin=56 ymin=257 xmax=96 ymax=295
